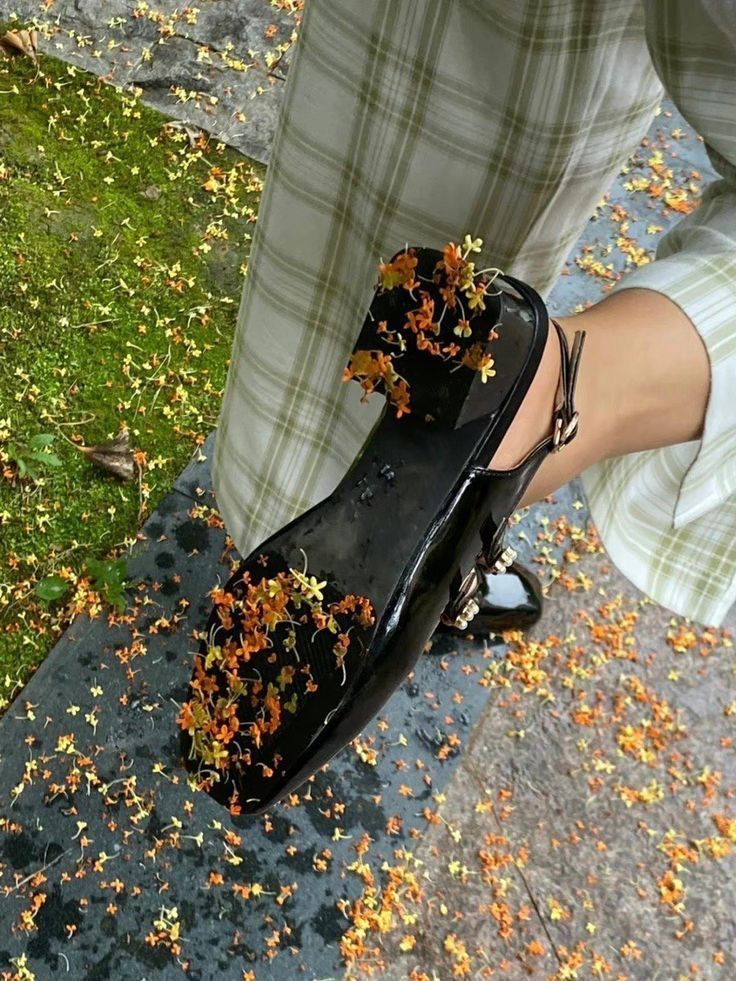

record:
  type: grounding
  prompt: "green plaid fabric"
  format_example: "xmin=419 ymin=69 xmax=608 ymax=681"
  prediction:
xmin=213 ymin=0 xmax=736 ymax=626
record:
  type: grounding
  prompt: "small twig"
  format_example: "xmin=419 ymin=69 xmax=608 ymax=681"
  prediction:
xmin=136 ymin=458 xmax=145 ymax=524
xmin=69 ymin=318 xmax=116 ymax=330
xmin=45 ymin=413 xmax=97 ymax=429
xmin=7 ymin=847 xmax=71 ymax=893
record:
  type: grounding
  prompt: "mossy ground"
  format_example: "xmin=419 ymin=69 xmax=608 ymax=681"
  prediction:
xmin=0 ymin=44 xmax=262 ymax=707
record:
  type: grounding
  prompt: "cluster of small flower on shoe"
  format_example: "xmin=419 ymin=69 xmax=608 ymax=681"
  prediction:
xmin=343 ymin=234 xmax=504 ymax=418
xmin=177 ymin=554 xmax=375 ymax=797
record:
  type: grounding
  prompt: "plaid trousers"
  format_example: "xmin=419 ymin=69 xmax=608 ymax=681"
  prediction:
xmin=212 ymin=0 xmax=736 ymax=626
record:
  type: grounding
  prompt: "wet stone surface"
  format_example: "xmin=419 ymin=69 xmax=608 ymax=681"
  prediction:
xmin=0 ymin=438 xmax=536 ymax=977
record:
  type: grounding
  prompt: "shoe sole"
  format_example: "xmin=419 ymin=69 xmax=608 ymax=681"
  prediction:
xmin=180 ymin=256 xmax=548 ymax=814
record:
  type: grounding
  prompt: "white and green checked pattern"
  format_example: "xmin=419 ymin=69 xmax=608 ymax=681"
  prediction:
xmin=213 ymin=0 xmax=736 ymax=626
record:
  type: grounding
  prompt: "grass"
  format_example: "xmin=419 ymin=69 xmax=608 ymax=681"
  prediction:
xmin=0 ymin=42 xmax=263 ymax=708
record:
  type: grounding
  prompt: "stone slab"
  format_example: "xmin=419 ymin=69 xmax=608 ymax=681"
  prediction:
xmin=173 ymin=430 xmax=218 ymax=505
xmin=379 ymin=542 xmax=736 ymax=980
xmin=0 ymin=0 xmax=300 ymax=165
xmin=0 ymin=475 xmax=526 ymax=978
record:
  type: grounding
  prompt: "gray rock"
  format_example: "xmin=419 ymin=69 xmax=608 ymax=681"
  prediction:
xmin=0 ymin=0 xmax=300 ymax=163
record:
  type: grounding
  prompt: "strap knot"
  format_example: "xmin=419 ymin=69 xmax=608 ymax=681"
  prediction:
xmin=550 ymin=319 xmax=586 ymax=453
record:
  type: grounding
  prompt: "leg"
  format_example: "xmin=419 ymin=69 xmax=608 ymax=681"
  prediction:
xmin=488 ymin=287 xmax=711 ymax=506
xmin=212 ymin=0 xmax=661 ymax=562
xmin=435 ymin=285 xmax=710 ymax=637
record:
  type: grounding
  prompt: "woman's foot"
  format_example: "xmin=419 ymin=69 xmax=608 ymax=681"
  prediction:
xmin=500 ymin=287 xmax=711 ymax=509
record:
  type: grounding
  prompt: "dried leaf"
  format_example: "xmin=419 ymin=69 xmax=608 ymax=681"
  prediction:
xmin=78 ymin=428 xmax=137 ymax=481
xmin=0 ymin=29 xmax=38 ymax=63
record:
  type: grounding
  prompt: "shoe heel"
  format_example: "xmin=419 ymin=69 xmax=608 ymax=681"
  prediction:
xmin=344 ymin=245 xmax=549 ymax=432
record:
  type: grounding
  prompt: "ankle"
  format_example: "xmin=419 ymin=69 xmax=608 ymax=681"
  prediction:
xmin=553 ymin=310 xmax=632 ymax=457
xmin=489 ymin=318 xmax=562 ymax=470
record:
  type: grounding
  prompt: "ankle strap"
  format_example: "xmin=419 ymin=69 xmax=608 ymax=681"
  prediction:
xmin=550 ymin=318 xmax=585 ymax=453
xmin=477 ymin=318 xmax=586 ymax=576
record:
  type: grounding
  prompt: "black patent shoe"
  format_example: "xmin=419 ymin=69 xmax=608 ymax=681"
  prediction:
xmin=435 ymin=561 xmax=542 ymax=637
xmin=179 ymin=243 xmax=585 ymax=816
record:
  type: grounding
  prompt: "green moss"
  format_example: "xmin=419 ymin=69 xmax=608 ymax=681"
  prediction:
xmin=0 ymin=48 xmax=264 ymax=704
